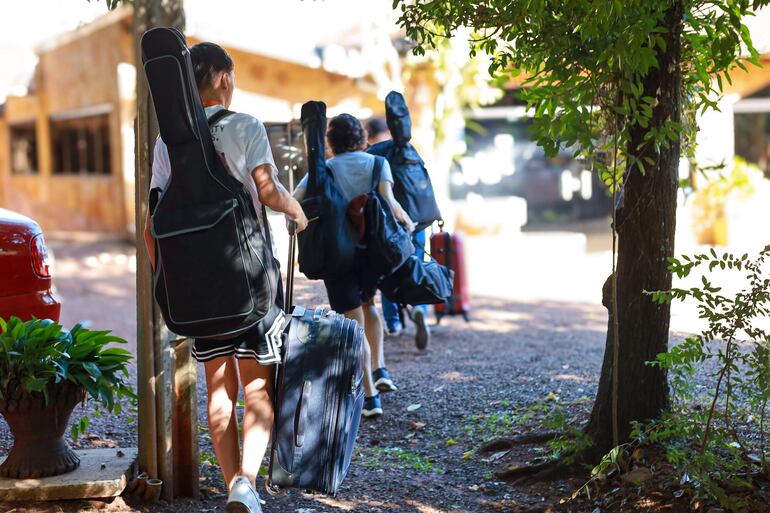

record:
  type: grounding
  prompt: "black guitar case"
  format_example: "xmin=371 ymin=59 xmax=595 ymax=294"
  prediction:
xmin=141 ymin=27 xmax=279 ymax=339
xmin=296 ymin=101 xmax=358 ymax=280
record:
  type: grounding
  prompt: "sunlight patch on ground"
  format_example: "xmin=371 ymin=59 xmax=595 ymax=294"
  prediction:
xmin=552 ymin=372 xmax=589 ymax=383
xmin=478 ymin=309 xmax=532 ymax=323
xmin=441 ymin=370 xmax=476 ymax=383
xmin=89 ymin=283 xmax=132 ymax=298
xmin=405 ymin=499 xmax=454 ymax=513
xmin=313 ymin=496 xmax=386 ymax=510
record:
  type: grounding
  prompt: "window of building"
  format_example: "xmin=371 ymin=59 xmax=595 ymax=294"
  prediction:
xmin=10 ymin=123 xmax=38 ymax=175
xmin=734 ymin=112 xmax=770 ymax=175
xmin=51 ymin=114 xmax=111 ymax=175
xmin=734 ymin=84 xmax=770 ymax=176
xmin=264 ymin=120 xmax=306 ymax=192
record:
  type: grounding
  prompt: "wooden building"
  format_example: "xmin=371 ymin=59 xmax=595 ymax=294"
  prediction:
xmin=0 ymin=7 xmax=381 ymax=235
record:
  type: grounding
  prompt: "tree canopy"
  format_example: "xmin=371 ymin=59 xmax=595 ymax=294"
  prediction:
xmin=396 ymin=0 xmax=769 ymax=185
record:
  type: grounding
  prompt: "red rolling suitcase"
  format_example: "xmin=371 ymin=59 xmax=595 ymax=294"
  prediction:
xmin=430 ymin=223 xmax=470 ymax=322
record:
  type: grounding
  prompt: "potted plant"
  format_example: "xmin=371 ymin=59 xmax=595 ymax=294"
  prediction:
xmin=0 ymin=317 xmax=133 ymax=479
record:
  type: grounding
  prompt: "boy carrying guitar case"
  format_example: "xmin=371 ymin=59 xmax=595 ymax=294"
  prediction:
xmin=367 ymin=90 xmax=442 ymax=232
xmin=141 ymin=27 xmax=279 ymax=339
xmin=267 ymin=101 xmax=366 ymax=497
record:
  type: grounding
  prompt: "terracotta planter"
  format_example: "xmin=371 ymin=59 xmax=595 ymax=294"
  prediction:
xmin=0 ymin=381 xmax=85 ymax=479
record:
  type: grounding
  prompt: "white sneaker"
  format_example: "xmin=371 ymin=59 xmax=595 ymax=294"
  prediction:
xmin=226 ymin=476 xmax=263 ymax=513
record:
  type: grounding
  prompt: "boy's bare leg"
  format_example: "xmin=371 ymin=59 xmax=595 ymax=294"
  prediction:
xmin=343 ymin=306 xmax=376 ymax=397
xmin=362 ymin=298 xmax=386 ymax=371
xmin=237 ymin=359 xmax=275 ymax=486
xmin=204 ymin=356 xmax=241 ymax=490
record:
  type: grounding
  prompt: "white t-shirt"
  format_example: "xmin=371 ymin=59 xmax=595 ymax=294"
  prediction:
xmin=295 ymin=151 xmax=393 ymax=203
xmin=150 ymin=105 xmax=277 ymax=218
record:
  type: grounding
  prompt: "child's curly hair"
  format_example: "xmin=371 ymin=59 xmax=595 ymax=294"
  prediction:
xmin=327 ymin=114 xmax=367 ymax=155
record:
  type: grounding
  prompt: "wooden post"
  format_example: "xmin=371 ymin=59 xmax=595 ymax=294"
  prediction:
xmin=133 ymin=0 xmax=186 ymax=502
xmin=173 ymin=338 xmax=199 ymax=498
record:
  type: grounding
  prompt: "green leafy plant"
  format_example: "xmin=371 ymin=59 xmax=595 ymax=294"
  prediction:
xmin=645 ymin=246 xmax=770 ymax=510
xmin=569 ymin=247 xmax=769 ymax=510
xmin=0 ymin=317 xmax=135 ymax=438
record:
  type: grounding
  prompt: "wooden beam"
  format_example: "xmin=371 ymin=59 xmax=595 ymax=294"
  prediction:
xmin=187 ymin=36 xmax=382 ymax=111
xmin=722 ymin=56 xmax=770 ymax=98
xmin=133 ymin=0 xmax=185 ymax=503
xmin=172 ymin=339 xmax=199 ymax=499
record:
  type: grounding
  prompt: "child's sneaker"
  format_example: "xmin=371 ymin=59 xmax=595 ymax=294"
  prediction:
xmin=386 ymin=321 xmax=403 ymax=337
xmin=373 ymin=367 xmax=398 ymax=393
xmin=413 ymin=309 xmax=430 ymax=350
xmin=226 ymin=476 xmax=263 ymax=513
xmin=362 ymin=394 xmax=383 ymax=418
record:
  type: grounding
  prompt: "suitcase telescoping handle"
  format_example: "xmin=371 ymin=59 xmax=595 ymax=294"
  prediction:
xmin=285 ymin=221 xmax=297 ymax=313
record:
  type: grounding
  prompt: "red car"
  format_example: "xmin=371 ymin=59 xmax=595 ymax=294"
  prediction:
xmin=0 ymin=208 xmax=61 ymax=322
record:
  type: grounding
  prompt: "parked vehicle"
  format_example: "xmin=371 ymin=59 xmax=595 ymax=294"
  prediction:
xmin=452 ymin=103 xmax=612 ymax=224
xmin=0 ymin=208 xmax=61 ymax=322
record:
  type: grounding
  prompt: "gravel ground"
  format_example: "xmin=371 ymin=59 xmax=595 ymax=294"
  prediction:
xmin=0 ymin=236 xmax=742 ymax=513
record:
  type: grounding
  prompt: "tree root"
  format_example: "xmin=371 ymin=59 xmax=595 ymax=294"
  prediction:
xmin=480 ymin=431 xmax=565 ymax=454
xmin=495 ymin=458 xmax=578 ymax=485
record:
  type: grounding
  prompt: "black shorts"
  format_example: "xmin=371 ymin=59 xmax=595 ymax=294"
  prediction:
xmin=192 ymin=301 xmax=285 ymax=365
xmin=323 ymin=251 xmax=379 ymax=313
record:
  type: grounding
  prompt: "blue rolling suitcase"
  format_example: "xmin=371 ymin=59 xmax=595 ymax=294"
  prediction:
xmin=267 ymin=228 xmax=366 ymax=496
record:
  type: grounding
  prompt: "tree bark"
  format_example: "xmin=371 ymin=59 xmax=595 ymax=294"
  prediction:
xmin=584 ymin=1 xmax=683 ymax=461
xmin=133 ymin=0 xmax=185 ymax=501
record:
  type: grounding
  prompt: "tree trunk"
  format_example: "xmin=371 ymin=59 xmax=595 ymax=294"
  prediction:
xmin=133 ymin=0 xmax=185 ymax=501
xmin=584 ymin=1 xmax=683 ymax=461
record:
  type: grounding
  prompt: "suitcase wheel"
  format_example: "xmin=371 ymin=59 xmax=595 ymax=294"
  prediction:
xmin=265 ymin=478 xmax=286 ymax=497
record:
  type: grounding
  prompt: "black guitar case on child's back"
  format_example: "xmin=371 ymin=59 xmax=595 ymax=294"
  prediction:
xmin=141 ymin=27 xmax=279 ymax=339
xmin=367 ymin=91 xmax=442 ymax=232
xmin=296 ymin=101 xmax=358 ymax=280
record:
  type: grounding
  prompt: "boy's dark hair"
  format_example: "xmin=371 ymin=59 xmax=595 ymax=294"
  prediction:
xmin=190 ymin=42 xmax=234 ymax=90
xmin=327 ymin=114 xmax=366 ymax=155
xmin=365 ymin=117 xmax=388 ymax=138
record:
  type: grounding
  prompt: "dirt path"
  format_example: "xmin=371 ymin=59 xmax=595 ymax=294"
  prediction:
xmin=1 ymin=239 xmax=610 ymax=512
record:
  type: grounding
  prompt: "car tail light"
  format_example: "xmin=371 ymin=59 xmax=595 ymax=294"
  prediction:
xmin=30 ymin=233 xmax=52 ymax=278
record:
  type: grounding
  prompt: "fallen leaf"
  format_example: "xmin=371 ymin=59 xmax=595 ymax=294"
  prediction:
xmin=462 ymin=451 xmax=474 ymax=460
xmin=620 ymin=467 xmax=652 ymax=486
xmin=407 ymin=403 xmax=422 ymax=412
xmin=468 ymin=484 xmax=480 ymax=491
xmin=545 ymin=392 xmax=557 ymax=401
xmin=446 ymin=439 xmax=458 ymax=446
xmin=483 ymin=450 xmax=511 ymax=463
xmin=409 ymin=421 xmax=426 ymax=430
